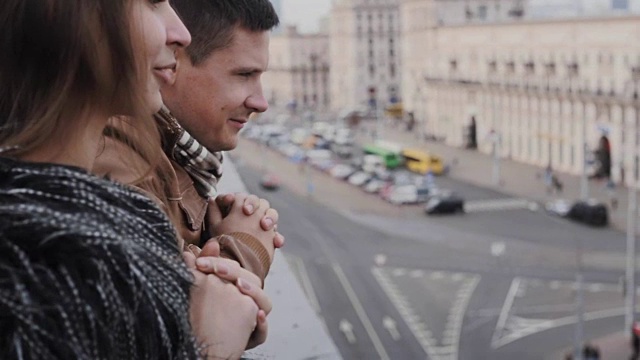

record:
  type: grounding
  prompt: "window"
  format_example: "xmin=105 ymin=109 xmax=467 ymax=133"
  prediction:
xmin=488 ymin=60 xmax=497 ymax=73
xmin=545 ymin=62 xmax=556 ymax=76
xmin=524 ymin=61 xmax=535 ymax=75
xmin=478 ymin=5 xmax=487 ymax=19
xmin=450 ymin=59 xmax=458 ymax=72
xmin=390 ymin=63 xmax=396 ymax=77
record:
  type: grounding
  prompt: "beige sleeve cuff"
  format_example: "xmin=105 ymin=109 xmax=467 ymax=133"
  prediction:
xmin=217 ymin=232 xmax=271 ymax=286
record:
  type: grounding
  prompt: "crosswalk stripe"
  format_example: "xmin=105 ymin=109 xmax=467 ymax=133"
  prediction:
xmin=464 ymin=198 xmax=535 ymax=213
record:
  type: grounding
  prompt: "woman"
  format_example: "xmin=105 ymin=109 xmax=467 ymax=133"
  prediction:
xmin=0 ymin=1 xmax=258 ymax=358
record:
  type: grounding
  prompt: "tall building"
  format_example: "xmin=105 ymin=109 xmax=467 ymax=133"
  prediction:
xmin=400 ymin=0 xmax=640 ymax=185
xmin=263 ymin=26 xmax=330 ymax=112
xmin=329 ymin=0 xmax=401 ymax=113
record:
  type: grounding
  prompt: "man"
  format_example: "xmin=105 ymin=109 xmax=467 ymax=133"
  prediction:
xmin=93 ymin=0 xmax=282 ymax=352
xmin=160 ymin=0 xmax=282 ymax=275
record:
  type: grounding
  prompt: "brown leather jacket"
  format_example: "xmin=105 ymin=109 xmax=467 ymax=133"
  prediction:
xmin=93 ymin=124 xmax=271 ymax=283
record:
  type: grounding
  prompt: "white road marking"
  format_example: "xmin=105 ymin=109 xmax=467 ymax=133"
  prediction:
xmin=339 ymin=319 xmax=356 ymax=344
xmin=374 ymin=254 xmax=387 ymax=266
xmin=333 ymin=263 xmax=390 ymax=360
xmin=383 ymin=316 xmax=401 ymax=341
xmin=492 ymin=278 xmax=624 ymax=349
xmin=491 ymin=277 xmax=521 ymax=348
xmin=373 ymin=267 xmax=479 ymax=360
xmin=465 ymin=198 xmax=536 ymax=213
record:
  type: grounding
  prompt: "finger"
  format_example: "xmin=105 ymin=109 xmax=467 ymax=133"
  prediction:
xmin=237 ymin=278 xmax=272 ymax=314
xmin=206 ymin=198 xmax=224 ymax=228
xmin=260 ymin=208 xmax=279 ymax=231
xmin=243 ymin=194 xmax=260 ymax=215
xmin=199 ymin=240 xmax=221 ymax=258
xmin=195 ymin=256 xmax=241 ymax=276
xmin=273 ymin=232 xmax=285 ymax=248
xmin=183 ymin=251 xmax=197 ymax=270
xmin=187 ymin=244 xmax=202 ymax=257
xmin=215 ymin=193 xmax=235 ymax=216
xmin=202 ymin=258 xmax=262 ymax=289
xmin=246 ymin=310 xmax=268 ymax=350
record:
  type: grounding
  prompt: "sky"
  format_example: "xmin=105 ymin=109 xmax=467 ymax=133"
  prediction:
xmin=277 ymin=0 xmax=637 ymax=33
xmin=280 ymin=0 xmax=332 ymax=33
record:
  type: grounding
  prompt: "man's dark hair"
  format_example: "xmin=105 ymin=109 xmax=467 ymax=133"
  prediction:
xmin=171 ymin=0 xmax=280 ymax=65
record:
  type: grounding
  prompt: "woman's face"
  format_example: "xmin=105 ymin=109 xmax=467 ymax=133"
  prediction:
xmin=132 ymin=0 xmax=191 ymax=113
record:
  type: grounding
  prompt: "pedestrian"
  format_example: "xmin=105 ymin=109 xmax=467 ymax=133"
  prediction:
xmin=632 ymin=321 xmax=640 ymax=360
xmin=0 ymin=0 xmax=210 ymax=357
xmin=552 ymin=174 xmax=564 ymax=194
xmin=93 ymin=0 xmax=284 ymax=352
xmin=544 ymin=165 xmax=554 ymax=194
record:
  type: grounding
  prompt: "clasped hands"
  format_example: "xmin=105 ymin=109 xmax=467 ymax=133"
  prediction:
xmin=184 ymin=193 xmax=283 ymax=359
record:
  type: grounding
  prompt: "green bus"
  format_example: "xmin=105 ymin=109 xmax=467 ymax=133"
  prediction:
xmin=362 ymin=144 xmax=403 ymax=169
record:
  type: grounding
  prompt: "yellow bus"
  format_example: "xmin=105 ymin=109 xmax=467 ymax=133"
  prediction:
xmin=401 ymin=148 xmax=444 ymax=175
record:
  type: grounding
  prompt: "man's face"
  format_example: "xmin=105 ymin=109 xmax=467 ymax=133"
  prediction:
xmin=162 ymin=26 xmax=269 ymax=151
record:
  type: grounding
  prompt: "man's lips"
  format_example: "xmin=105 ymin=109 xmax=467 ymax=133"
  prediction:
xmin=228 ymin=119 xmax=247 ymax=129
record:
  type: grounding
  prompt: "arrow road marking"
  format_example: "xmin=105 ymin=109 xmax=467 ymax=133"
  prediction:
xmin=383 ymin=316 xmax=401 ymax=341
xmin=339 ymin=319 xmax=356 ymax=344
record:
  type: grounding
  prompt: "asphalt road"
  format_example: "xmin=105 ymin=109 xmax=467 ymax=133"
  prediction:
xmin=231 ymin=140 xmax=629 ymax=360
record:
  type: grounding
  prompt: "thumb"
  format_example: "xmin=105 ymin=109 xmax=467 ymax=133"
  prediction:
xmin=183 ymin=251 xmax=197 ymax=269
xmin=199 ymin=238 xmax=222 ymax=258
xmin=206 ymin=198 xmax=224 ymax=229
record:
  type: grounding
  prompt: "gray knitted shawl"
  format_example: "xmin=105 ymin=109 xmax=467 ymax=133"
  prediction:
xmin=0 ymin=157 xmax=200 ymax=359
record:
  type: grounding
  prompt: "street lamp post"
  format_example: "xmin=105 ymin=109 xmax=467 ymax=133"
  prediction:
xmin=625 ymin=66 xmax=640 ymax=335
xmin=576 ymin=69 xmax=589 ymax=201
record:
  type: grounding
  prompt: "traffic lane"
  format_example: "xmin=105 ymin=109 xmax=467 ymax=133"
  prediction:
xmin=303 ymin=260 xmax=383 ymax=359
xmin=238 ymin=164 xmax=428 ymax=359
xmin=428 ymin=207 xmax=625 ymax=253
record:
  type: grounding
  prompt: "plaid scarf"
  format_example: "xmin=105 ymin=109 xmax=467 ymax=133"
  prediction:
xmin=155 ymin=106 xmax=223 ymax=199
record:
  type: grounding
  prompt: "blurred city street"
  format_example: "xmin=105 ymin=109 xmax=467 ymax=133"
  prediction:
xmin=229 ymin=122 xmax=633 ymax=359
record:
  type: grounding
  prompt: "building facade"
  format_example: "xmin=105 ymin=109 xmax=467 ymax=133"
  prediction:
xmin=329 ymin=0 xmax=401 ymax=113
xmin=263 ymin=26 xmax=330 ymax=112
xmin=400 ymin=0 xmax=640 ymax=185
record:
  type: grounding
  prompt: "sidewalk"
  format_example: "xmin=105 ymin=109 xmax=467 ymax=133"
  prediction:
xmin=364 ymin=121 xmax=631 ymax=234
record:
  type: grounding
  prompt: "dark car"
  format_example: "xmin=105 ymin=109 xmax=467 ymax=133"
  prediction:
xmin=567 ymin=199 xmax=608 ymax=227
xmin=424 ymin=193 xmax=465 ymax=215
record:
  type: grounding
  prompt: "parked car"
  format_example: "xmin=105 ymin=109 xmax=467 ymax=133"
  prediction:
xmin=567 ymin=199 xmax=608 ymax=227
xmin=363 ymin=179 xmax=387 ymax=194
xmin=329 ymin=164 xmax=356 ymax=180
xmin=332 ymin=143 xmax=354 ymax=158
xmin=259 ymin=173 xmax=281 ymax=191
xmin=347 ymin=171 xmax=372 ymax=186
xmin=424 ymin=192 xmax=465 ymax=215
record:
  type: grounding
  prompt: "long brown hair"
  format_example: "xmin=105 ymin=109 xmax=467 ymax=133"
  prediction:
xmin=0 ymin=0 xmax=154 ymax=162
